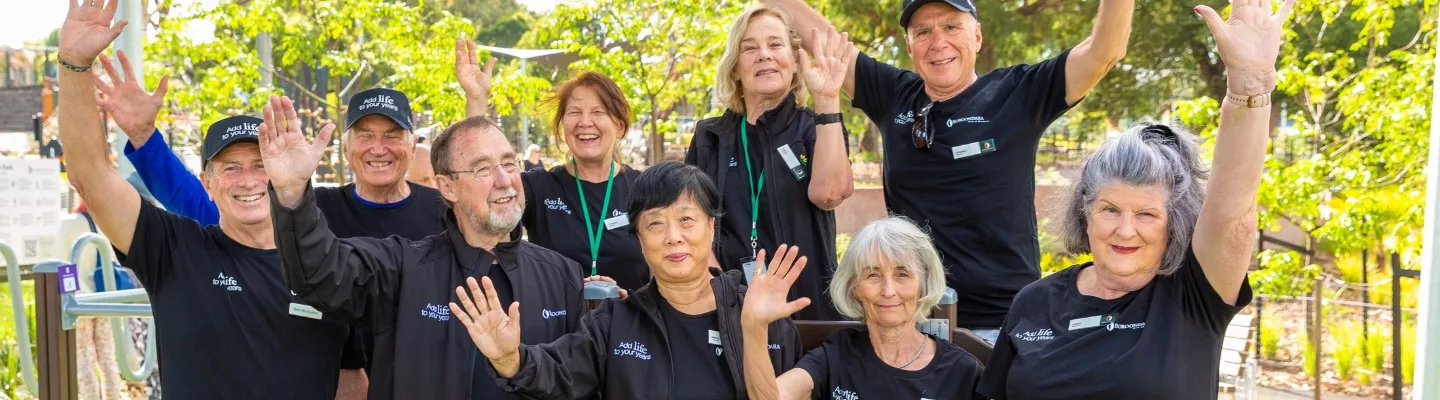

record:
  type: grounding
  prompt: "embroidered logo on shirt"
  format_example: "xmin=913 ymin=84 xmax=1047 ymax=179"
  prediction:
xmin=945 ymin=116 xmax=990 ymax=127
xmin=1106 ymin=322 xmax=1146 ymax=331
xmin=613 ymin=341 xmax=653 ymax=360
xmin=545 ymin=198 xmax=572 ymax=215
xmin=1014 ymin=328 xmax=1055 ymax=342
xmin=830 ymin=387 xmax=859 ymax=400
xmin=729 ymin=157 xmax=738 ymax=167
xmin=541 ymin=309 xmax=567 ymax=319
xmin=768 ymin=343 xmax=781 ymax=350
xmin=421 ymin=303 xmax=451 ymax=321
xmin=212 ymin=273 xmax=242 ymax=292
xmin=893 ymin=110 xmax=915 ymax=126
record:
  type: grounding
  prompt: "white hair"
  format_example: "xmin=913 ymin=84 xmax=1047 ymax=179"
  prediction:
xmin=830 ymin=217 xmax=947 ymax=323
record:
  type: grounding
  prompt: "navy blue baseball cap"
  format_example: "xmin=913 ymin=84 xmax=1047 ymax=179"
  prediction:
xmin=345 ymin=88 xmax=414 ymax=131
xmin=202 ymin=115 xmax=263 ymax=167
xmin=901 ymin=0 xmax=978 ymax=28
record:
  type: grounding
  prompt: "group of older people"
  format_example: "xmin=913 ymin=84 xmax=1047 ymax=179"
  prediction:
xmin=57 ymin=0 xmax=1289 ymax=397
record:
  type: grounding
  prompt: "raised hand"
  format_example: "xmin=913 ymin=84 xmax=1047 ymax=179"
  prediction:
xmin=449 ymin=277 xmax=524 ymax=376
xmin=1196 ymin=0 xmax=1296 ymax=95
xmin=800 ymin=27 xmax=855 ymax=104
xmin=59 ymin=0 xmax=128 ymax=67
xmin=455 ymin=39 xmax=497 ymax=100
xmin=740 ymin=244 xmax=811 ymax=327
xmin=94 ymin=51 xmax=170 ymax=143
xmin=258 ymin=96 xmax=334 ymax=200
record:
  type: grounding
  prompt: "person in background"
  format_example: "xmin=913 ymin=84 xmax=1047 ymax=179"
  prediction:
xmin=524 ymin=144 xmax=545 ymax=171
xmin=408 ymin=143 xmax=436 ymax=188
xmin=687 ymin=5 xmax=855 ymax=320
xmin=762 ymin=0 xmax=1135 ymax=341
xmin=978 ymin=1 xmax=1288 ymax=397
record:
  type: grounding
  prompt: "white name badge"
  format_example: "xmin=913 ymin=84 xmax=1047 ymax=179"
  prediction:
xmin=289 ymin=303 xmax=323 ymax=320
xmin=708 ymin=330 xmax=722 ymax=346
xmin=604 ymin=213 xmax=630 ymax=230
xmin=952 ymin=139 xmax=998 ymax=160
xmin=776 ymin=144 xmax=808 ymax=180
xmin=1068 ymin=314 xmax=1116 ymax=331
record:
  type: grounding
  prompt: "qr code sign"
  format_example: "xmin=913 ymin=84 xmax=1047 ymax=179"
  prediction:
xmin=23 ymin=238 xmax=38 ymax=259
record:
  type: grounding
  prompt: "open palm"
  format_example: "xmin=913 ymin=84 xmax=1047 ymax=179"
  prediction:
xmin=801 ymin=27 xmax=855 ymax=100
xmin=59 ymin=0 xmax=128 ymax=65
xmin=455 ymin=39 xmax=497 ymax=100
xmin=1197 ymin=0 xmax=1296 ymax=94
xmin=741 ymin=244 xmax=811 ymax=326
xmin=258 ymin=96 xmax=333 ymax=191
xmin=449 ymin=277 xmax=523 ymax=361
xmin=94 ymin=51 xmax=170 ymax=138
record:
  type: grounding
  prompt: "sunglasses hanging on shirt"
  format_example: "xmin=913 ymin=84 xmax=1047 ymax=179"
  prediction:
xmin=912 ymin=101 xmax=935 ymax=149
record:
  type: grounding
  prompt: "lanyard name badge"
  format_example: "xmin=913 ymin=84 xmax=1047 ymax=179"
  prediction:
xmin=775 ymin=144 xmax=807 ymax=181
xmin=1068 ymin=313 xmax=1118 ymax=331
xmin=740 ymin=120 xmax=765 ymax=284
xmin=575 ymin=160 xmax=617 ymax=277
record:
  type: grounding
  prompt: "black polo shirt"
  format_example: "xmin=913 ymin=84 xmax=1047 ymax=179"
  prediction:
xmin=797 ymin=328 xmax=985 ymax=400
xmin=851 ymin=50 xmax=1074 ymax=327
xmin=117 ymin=201 xmax=350 ymax=399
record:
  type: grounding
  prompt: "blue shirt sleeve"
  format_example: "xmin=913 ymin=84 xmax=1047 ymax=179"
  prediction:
xmin=123 ymin=130 xmax=221 ymax=225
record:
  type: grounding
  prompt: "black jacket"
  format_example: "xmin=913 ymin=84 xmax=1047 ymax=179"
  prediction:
xmin=271 ymin=184 xmax=585 ymax=399
xmin=494 ymin=269 xmax=803 ymax=399
xmin=686 ymin=96 xmax=844 ymax=320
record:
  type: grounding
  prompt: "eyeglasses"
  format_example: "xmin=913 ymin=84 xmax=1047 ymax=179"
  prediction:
xmin=443 ymin=158 xmax=520 ymax=181
xmin=911 ymin=101 xmax=935 ymax=149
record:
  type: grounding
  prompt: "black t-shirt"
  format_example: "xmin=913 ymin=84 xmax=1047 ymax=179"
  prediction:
xmin=797 ymin=328 xmax=985 ymax=400
xmin=116 ymin=201 xmax=349 ymax=399
xmin=470 ymin=263 xmax=517 ymax=400
xmin=314 ymin=182 xmax=448 ymax=241
xmin=315 ymin=181 xmax=449 ymax=370
xmin=524 ymin=160 xmax=545 ymax=171
xmin=659 ymin=300 xmax=736 ymax=400
xmin=719 ymin=122 xmax=777 ymax=263
xmin=850 ymin=51 xmax=1075 ymax=328
xmin=978 ymin=247 xmax=1254 ymax=399
xmin=519 ymin=165 xmax=648 ymax=290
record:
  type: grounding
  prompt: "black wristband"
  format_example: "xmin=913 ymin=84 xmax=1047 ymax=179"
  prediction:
xmin=59 ymin=57 xmax=94 ymax=73
xmin=815 ymin=113 xmax=842 ymax=125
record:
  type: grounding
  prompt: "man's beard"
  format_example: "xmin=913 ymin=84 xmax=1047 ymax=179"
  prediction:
xmin=467 ymin=188 xmax=523 ymax=236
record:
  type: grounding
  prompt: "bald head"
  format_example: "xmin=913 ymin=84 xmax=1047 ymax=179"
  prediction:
xmin=407 ymin=143 xmax=436 ymax=188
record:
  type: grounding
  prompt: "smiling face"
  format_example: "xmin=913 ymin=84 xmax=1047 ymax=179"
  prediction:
xmin=346 ymin=114 xmax=414 ymax=189
xmin=561 ymin=86 xmax=621 ymax=164
xmin=202 ymin=143 xmax=270 ymax=226
xmin=904 ymin=3 xmax=982 ymax=94
xmin=735 ymin=14 xmax=798 ymax=105
xmin=434 ymin=126 xmax=525 ymax=236
xmin=636 ymin=193 xmax=716 ymax=285
xmin=1087 ymin=183 xmax=1170 ymax=282
xmin=852 ymin=255 xmax=923 ymax=329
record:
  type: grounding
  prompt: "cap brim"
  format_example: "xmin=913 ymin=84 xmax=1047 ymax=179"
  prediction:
xmin=345 ymin=111 xmax=414 ymax=132
xmin=203 ymin=137 xmax=259 ymax=165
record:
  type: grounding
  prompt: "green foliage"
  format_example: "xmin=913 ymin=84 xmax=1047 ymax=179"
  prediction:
xmin=1364 ymin=326 xmax=1386 ymax=385
xmin=835 ymin=233 xmax=852 ymax=262
xmin=1250 ymin=250 xmax=1322 ymax=297
xmin=1301 ymin=330 xmax=1318 ymax=378
xmin=0 ymin=281 xmax=36 ymax=400
xmin=1039 ymin=252 xmax=1092 ymax=277
xmin=1402 ymin=318 xmax=1415 ymax=384
xmin=1260 ymin=318 xmax=1283 ymax=360
xmin=1330 ymin=319 xmax=1362 ymax=381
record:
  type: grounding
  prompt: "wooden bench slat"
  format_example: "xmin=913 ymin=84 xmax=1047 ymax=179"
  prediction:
xmin=1222 ymin=337 xmax=1249 ymax=352
xmin=1219 ymin=361 xmax=1242 ymax=377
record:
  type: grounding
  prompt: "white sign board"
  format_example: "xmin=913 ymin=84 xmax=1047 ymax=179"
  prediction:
xmin=0 ymin=159 xmax=63 ymax=264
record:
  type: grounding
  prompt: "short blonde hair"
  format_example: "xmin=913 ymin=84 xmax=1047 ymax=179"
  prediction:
xmin=830 ymin=217 xmax=948 ymax=323
xmin=713 ymin=5 xmax=809 ymax=114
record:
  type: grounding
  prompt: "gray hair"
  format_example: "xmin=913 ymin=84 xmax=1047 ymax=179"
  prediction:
xmin=830 ymin=216 xmax=948 ymax=323
xmin=1061 ymin=123 xmax=1208 ymax=276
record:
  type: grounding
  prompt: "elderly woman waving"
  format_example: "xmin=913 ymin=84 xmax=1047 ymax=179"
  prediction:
xmin=977 ymin=1 xmax=1294 ymax=398
xmin=740 ymin=217 xmax=986 ymax=399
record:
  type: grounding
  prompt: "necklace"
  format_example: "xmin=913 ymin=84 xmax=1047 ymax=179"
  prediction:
xmin=895 ymin=335 xmax=927 ymax=369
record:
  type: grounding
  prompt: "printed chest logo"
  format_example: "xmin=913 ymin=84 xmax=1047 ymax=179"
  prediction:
xmin=420 ymin=303 xmax=451 ymax=321
xmin=1106 ymin=321 xmax=1146 ymax=331
xmin=541 ymin=309 xmax=567 ymax=319
xmin=894 ymin=110 xmax=915 ymax=126
xmin=945 ymin=116 xmax=989 ymax=127
xmin=1014 ymin=328 xmax=1055 ymax=342
xmin=831 ymin=387 xmax=859 ymax=400
xmin=212 ymin=273 xmax=242 ymax=292
xmin=613 ymin=341 xmax=652 ymax=360
xmin=729 ymin=157 xmax=738 ymax=167
xmin=545 ymin=198 xmax=572 ymax=215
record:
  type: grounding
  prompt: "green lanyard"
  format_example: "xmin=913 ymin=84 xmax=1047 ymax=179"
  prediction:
xmin=740 ymin=120 xmax=764 ymax=256
xmin=573 ymin=160 xmax=616 ymax=276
